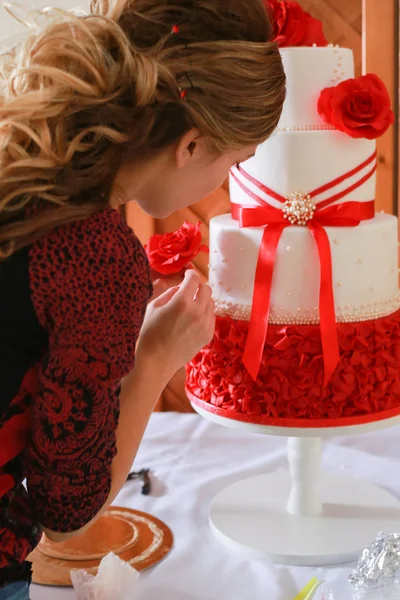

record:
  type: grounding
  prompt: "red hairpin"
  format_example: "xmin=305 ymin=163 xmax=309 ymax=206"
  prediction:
xmin=179 ymin=89 xmax=187 ymax=99
xmin=171 ymin=24 xmax=180 ymax=34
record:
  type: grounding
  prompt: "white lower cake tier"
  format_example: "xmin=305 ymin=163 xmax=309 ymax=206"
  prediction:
xmin=209 ymin=213 xmax=400 ymax=324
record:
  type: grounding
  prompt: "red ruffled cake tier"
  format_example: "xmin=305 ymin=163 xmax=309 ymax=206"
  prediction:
xmin=186 ymin=310 xmax=400 ymax=428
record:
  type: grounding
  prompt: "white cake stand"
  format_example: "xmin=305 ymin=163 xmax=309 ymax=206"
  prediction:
xmin=192 ymin=402 xmax=400 ymax=566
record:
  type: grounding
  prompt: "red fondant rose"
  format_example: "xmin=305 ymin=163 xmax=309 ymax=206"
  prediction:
xmin=318 ymin=74 xmax=394 ymax=139
xmin=266 ymin=0 xmax=327 ymax=47
xmin=145 ymin=221 xmax=208 ymax=275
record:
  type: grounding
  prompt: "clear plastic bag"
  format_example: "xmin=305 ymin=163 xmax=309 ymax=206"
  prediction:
xmin=70 ymin=552 xmax=140 ymax=600
xmin=314 ymin=579 xmax=400 ymax=600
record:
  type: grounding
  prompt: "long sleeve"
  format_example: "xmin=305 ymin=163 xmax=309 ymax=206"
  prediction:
xmin=23 ymin=208 xmax=152 ymax=532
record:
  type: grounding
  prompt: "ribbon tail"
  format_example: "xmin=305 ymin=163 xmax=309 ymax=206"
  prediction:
xmin=0 ymin=473 xmax=16 ymax=498
xmin=0 ymin=411 xmax=30 ymax=467
xmin=309 ymin=223 xmax=340 ymax=386
xmin=243 ymin=224 xmax=286 ymax=380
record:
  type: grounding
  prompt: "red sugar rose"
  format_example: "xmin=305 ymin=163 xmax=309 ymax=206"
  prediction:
xmin=266 ymin=0 xmax=327 ymax=47
xmin=145 ymin=221 xmax=208 ymax=275
xmin=318 ymin=74 xmax=394 ymax=139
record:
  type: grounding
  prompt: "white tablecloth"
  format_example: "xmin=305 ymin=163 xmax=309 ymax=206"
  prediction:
xmin=31 ymin=412 xmax=400 ymax=600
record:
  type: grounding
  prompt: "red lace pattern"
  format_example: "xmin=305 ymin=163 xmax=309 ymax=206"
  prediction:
xmin=0 ymin=208 xmax=152 ymax=568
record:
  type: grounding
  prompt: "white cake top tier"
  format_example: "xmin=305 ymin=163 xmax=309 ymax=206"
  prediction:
xmin=278 ymin=47 xmax=354 ymax=130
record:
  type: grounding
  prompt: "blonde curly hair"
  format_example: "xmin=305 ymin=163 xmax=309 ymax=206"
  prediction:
xmin=0 ymin=0 xmax=285 ymax=259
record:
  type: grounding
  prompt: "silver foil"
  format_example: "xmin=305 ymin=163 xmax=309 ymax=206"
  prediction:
xmin=349 ymin=532 xmax=400 ymax=590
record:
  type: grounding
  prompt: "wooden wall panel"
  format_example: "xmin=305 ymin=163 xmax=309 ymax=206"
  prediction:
xmin=362 ymin=0 xmax=397 ymax=215
xmin=299 ymin=0 xmax=362 ymax=75
xmin=301 ymin=0 xmax=398 ymax=214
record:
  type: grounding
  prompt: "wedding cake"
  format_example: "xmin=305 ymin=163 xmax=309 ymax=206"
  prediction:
xmin=186 ymin=1 xmax=399 ymax=428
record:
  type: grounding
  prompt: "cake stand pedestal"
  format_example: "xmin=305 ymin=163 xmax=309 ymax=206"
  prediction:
xmin=192 ymin=403 xmax=400 ymax=566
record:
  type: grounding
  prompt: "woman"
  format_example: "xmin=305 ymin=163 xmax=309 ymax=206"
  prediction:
xmin=0 ymin=0 xmax=285 ymax=596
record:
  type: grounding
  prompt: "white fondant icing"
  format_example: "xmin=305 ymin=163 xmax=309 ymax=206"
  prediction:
xmin=209 ymin=213 xmax=399 ymax=323
xmin=213 ymin=47 xmax=399 ymax=330
xmin=278 ymin=47 xmax=354 ymax=129
xmin=230 ymin=130 xmax=376 ymax=209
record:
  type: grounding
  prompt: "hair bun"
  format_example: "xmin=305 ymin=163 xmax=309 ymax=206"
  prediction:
xmin=0 ymin=0 xmax=285 ymax=259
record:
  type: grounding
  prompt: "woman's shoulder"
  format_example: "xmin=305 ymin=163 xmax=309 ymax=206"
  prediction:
xmin=31 ymin=207 xmax=149 ymax=273
xmin=29 ymin=207 xmax=153 ymax=333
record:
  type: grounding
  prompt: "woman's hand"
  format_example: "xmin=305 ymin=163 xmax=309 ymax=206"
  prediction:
xmin=149 ymin=264 xmax=194 ymax=302
xmin=137 ymin=269 xmax=215 ymax=378
xmin=45 ymin=273 xmax=212 ymax=543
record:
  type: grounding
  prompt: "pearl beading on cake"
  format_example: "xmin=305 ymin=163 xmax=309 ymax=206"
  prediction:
xmin=214 ymin=295 xmax=400 ymax=325
xmin=278 ymin=46 xmax=345 ymax=133
xmin=277 ymin=125 xmax=336 ymax=132
xmin=331 ymin=45 xmax=345 ymax=84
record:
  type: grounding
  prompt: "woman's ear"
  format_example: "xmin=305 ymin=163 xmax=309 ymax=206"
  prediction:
xmin=175 ymin=128 xmax=206 ymax=168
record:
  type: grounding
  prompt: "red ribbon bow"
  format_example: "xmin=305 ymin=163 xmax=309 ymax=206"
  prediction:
xmin=230 ymin=151 xmax=377 ymax=385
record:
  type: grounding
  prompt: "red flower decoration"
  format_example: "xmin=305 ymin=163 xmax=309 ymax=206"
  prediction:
xmin=318 ymin=74 xmax=394 ymax=139
xmin=145 ymin=221 xmax=208 ymax=275
xmin=266 ymin=0 xmax=327 ymax=47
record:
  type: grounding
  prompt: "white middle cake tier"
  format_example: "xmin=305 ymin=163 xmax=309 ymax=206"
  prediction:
xmin=230 ymin=130 xmax=376 ymax=208
xmin=209 ymin=213 xmax=400 ymax=324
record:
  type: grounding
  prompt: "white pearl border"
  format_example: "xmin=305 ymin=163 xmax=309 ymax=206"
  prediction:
xmin=214 ymin=295 xmax=400 ymax=325
xmin=277 ymin=125 xmax=336 ymax=132
xmin=277 ymin=44 xmax=346 ymax=133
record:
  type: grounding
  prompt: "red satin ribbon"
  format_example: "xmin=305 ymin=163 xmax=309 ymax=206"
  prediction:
xmin=232 ymin=150 xmax=377 ymax=206
xmin=0 ymin=410 xmax=30 ymax=497
xmin=230 ymin=152 xmax=377 ymax=385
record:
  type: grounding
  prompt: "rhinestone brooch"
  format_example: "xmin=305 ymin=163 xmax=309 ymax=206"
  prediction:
xmin=283 ymin=192 xmax=316 ymax=226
